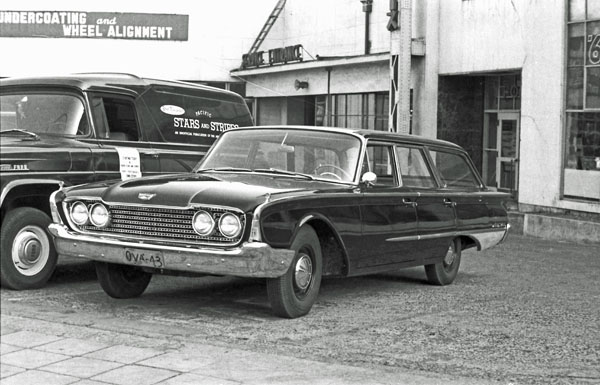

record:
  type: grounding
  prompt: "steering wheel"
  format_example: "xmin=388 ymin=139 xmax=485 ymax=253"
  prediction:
xmin=313 ymin=164 xmax=351 ymax=180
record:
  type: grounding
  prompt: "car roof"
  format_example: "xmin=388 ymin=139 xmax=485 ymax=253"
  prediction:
xmin=231 ymin=125 xmax=464 ymax=151
xmin=0 ymin=73 xmax=243 ymax=102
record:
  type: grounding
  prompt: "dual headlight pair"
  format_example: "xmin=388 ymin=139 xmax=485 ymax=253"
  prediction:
xmin=193 ymin=211 xmax=242 ymax=239
xmin=70 ymin=202 xmax=110 ymax=228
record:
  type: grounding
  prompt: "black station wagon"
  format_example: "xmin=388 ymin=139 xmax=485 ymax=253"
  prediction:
xmin=48 ymin=126 xmax=510 ymax=318
xmin=0 ymin=73 xmax=252 ymax=290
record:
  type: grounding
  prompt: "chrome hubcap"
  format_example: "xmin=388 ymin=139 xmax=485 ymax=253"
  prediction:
xmin=12 ymin=226 xmax=50 ymax=276
xmin=443 ymin=244 xmax=456 ymax=266
xmin=294 ymin=254 xmax=313 ymax=292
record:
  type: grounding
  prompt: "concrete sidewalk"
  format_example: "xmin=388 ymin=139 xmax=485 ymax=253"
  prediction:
xmin=0 ymin=314 xmax=502 ymax=385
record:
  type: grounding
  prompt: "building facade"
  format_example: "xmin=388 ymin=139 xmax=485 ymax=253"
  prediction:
xmin=233 ymin=0 xmax=600 ymax=216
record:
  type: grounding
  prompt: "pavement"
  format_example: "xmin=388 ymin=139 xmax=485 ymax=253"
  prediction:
xmin=0 ymin=314 xmax=504 ymax=385
xmin=508 ymin=210 xmax=600 ymax=244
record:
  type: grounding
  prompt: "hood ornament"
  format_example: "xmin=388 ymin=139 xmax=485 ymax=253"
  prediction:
xmin=138 ymin=193 xmax=156 ymax=201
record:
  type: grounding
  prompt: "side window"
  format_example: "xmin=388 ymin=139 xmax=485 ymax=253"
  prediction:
xmin=91 ymin=96 xmax=140 ymax=141
xmin=365 ymin=143 xmax=397 ymax=186
xmin=429 ymin=149 xmax=480 ymax=189
xmin=395 ymin=146 xmax=436 ymax=188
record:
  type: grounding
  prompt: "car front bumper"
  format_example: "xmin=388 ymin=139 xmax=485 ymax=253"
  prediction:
xmin=48 ymin=223 xmax=295 ymax=278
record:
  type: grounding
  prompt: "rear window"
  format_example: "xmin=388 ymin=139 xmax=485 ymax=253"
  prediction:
xmin=141 ymin=87 xmax=252 ymax=146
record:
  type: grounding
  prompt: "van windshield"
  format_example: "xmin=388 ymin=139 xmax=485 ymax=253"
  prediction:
xmin=0 ymin=93 xmax=88 ymax=136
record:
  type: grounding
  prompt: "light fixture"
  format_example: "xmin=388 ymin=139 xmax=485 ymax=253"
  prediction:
xmin=294 ymin=80 xmax=309 ymax=90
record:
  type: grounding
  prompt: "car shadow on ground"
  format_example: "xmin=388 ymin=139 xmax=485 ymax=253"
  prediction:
xmin=47 ymin=260 xmax=98 ymax=285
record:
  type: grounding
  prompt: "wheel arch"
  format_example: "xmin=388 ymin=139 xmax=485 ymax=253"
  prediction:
xmin=293 ymin=214 xmax=349 ymax=277
xmin=1 ymin=179 xmax=63 ymax=220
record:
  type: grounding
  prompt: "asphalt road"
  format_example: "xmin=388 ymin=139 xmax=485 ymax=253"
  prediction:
xmin=1 ymin=235 xmax=599 ymax=385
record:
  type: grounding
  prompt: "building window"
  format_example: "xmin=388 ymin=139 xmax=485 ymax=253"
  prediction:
xmin=564 ymin=0 xmax=600 ymax=202
xmin=331 ymin=92 xmax=388 ymax=130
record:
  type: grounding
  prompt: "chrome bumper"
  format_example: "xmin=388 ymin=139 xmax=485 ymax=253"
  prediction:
xmin=48 ymin=223 xmax=295 ymax=278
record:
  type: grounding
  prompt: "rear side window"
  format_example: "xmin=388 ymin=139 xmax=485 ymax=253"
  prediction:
xmin=142 ymin=87 xmax=252 ymax=146
xmin=395 ymin=146 xmax=436 ymax=188
xmin=429 ymin=149 xmax=480 ymax=189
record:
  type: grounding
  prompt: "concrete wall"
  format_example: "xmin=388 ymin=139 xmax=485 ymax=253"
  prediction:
xmin=0 ymin=0 xmax=277 ymax=81
xmin=438 ymin=0 xmax=598 ymax=214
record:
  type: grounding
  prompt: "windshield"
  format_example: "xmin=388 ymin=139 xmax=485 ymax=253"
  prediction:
xmin=197 ymin=128 xmax=362 ymax=182
xmin=0 ymin=93 xmax=88 ymax=136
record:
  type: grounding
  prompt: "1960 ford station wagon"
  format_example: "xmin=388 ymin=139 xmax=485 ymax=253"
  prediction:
xmin=49 ymin=126 xmax=510 ymax=318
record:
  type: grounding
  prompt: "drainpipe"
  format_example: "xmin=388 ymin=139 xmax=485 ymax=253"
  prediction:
xmin=361 ymin=0 xmax=373 ymax=55
xmin=326 ymin=67 xmax=332 ymax=126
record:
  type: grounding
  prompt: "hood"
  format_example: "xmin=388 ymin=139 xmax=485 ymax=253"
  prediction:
xmin=0 ymin=135 xmax=92 ymax=172
xmin=66 ymin=172 xmax=351 ymax=213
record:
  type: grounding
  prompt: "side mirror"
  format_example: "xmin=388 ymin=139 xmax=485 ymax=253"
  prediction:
xmin=361 ymin=171 xmax=377 ymax=187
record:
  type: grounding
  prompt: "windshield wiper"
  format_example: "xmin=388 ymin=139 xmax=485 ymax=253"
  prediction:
xmin=0 ymin=129 xmax=40 ymax=140
xmin=254 ymin=168 xmax=315 ymax=180
xmin=196 ymin=167 xmax=252 ymax=173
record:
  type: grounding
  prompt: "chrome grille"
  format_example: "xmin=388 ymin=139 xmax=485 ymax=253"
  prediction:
xmin=72 ymin=203 xmax=245 ymax=245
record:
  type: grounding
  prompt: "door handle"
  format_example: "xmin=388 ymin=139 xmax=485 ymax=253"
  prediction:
xmin=443 ymin=198 xmax=455 ymax=207
xmin=402 ymin=198 xmax=416 ymax=207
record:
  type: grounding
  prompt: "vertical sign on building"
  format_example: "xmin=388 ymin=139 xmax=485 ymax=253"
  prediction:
xmin=388 ymin=0 xmax=411 ymax=134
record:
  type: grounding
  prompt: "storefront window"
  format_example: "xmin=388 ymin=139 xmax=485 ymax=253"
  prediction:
xmin=565 ymin=0 xmax=600 ymax=201
xmin=332 ymin=92 xmax=388 ymax=130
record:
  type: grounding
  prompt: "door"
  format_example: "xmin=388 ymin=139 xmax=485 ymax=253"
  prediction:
xmin=357 ymin=143 xmax=419 ymax=269
xmin=483 ymin=112 xmax=520 ymax=196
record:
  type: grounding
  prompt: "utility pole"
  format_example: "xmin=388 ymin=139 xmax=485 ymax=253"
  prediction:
xmin=388 ymin=0 xmax=412 ymax=134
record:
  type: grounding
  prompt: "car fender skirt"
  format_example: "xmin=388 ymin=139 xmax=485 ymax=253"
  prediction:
xmin=48 ymin=224 xmax=295 ymax=278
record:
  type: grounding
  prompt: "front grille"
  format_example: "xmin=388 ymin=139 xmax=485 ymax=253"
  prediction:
xmin=70 ymin=202 xmax=245 ymax=245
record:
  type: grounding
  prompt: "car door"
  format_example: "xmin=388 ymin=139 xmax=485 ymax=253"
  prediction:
xmin=357 ymin=142 xmax=419 ymax=270
xmin=416 ymin=148 xmax=479 ymax=265
xmin=428 ymin=147 xmax=490 ymax=234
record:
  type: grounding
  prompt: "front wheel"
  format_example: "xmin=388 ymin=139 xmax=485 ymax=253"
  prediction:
xmin=425 ymin=238 xmax=462 ymax=286
xmin=0 ymin=207 xmax=58 ymax=290
xmin=95 ymin=262 xmax=152 ymax=298
xmin=266 ymin=226 xmax=322 ymax=318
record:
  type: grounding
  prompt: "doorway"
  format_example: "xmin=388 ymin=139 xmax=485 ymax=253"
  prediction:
xmin=483 ymin=111 xmax=520 ymax=196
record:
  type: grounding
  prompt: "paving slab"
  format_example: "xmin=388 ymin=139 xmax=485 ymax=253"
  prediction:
xmin=161 ymin=373 xmax=241 ymax=384
xmin=0 ymin=343 xmax=22 ymax=355
xmin=1 ymin=330 xmax=63 ymax=348
xmin=1 ymin=348 xmax=69 ymax=369
xmin=0 ymin=363 xmax=26 ymax=379
xmin=37 ymin=337 xmax=109 ymax=356
xmin=0 ymin=369 xmax=77 ymax=385
xmin=91 ymin=364 xmax=178 ymax=385
xmin=42 ymin=356 xmax=123 ymax=378
xmin=84 ymin=344 xmax=164 ymax=364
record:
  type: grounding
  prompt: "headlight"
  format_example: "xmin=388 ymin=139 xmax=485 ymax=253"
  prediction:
xmin=193 ymin=210 xmax=215 ymax=236
xmin=89 ymin=203 xmax=110 ymax=228
xmin=219 ymin=213 xmax=242 ymax=238
xmin=70 ymin=201 xmax=89 ymax=226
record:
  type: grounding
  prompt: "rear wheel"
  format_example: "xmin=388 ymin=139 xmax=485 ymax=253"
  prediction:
xmin=95 ymin=262 xmax=152 ymax=298
xmin=0 ymin=207 xmax=58 ymax=290
xmin=267 ymin=226 xmax=322 ymax=318
xmin=425 ymin=238 xmax=462 ymax=286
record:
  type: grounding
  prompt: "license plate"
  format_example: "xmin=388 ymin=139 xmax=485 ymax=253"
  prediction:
xmin=124 ymin=248 xmax=165 ymax=269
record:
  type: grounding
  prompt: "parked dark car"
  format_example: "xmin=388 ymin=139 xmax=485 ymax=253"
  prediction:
xmin=0 ymin=73 xmax=253 ymax=290
xmin=48 ymin=126 xmax=510 ymax=318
